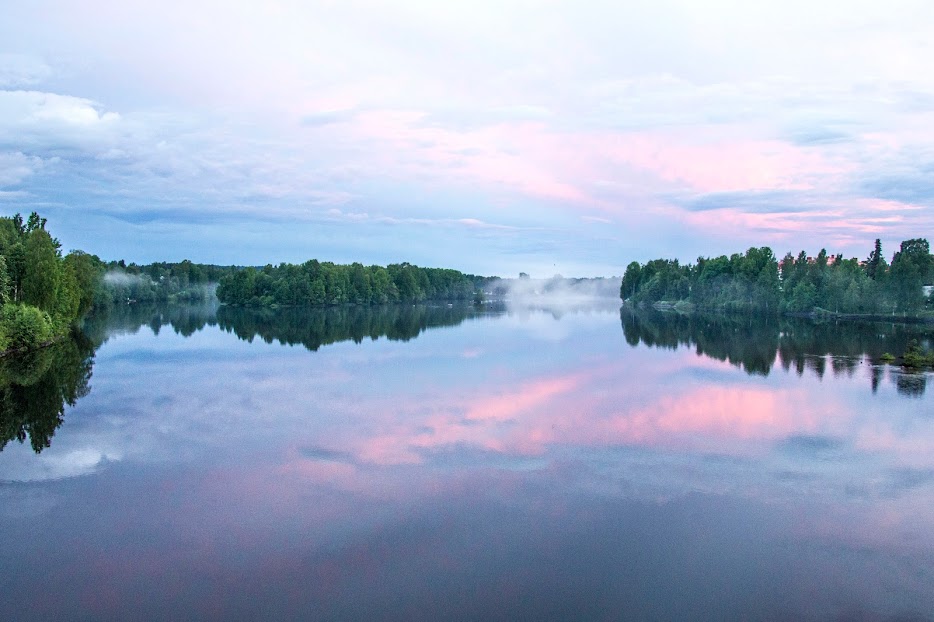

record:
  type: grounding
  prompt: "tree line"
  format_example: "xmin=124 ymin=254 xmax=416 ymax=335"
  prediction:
xmin=0 ymin=212 xmax=495 ymax=352
xmin=620 ymin=238 xmax=933 ymax=316
xmin=216 ymin=260 xmax=490 ymax=307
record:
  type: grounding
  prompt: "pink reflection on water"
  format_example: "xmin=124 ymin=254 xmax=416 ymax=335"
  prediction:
xmin=464 ymin=374 xmax=582 ymax=423
xmin=604 ymin=385 xmax=811 ymax=450
xmin=307 ymin=357 xmax=827 ymax=466
xmin=344 ymin=373 xmax=586 ymax=464
xmin=267 ymin=346 xmax=934 ymax=492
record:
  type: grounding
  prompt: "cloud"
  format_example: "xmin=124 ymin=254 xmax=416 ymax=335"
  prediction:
xmin=420 ymin=104 xmax=553 ymax=131
xmin=324 ymin=208 xmax=520 ymax=231
xmin=785 ymin=126 xmax=854 ymax=146
xmin=0 ymin=151 xmax=47 ymax=187
xmin=882 ymin=467 xmax=934 ymax=495
xmin=1 ymin=0 xmax=934 ymax=271
xmin=298 ymin=445 xmax=358 ymax=464
xmin=301 ymin=109 xmax=358 ymax=127
xmin=680 ymin=190 xmax=818 ymax=214
xmin=0 ymin=54 xmax=51 ymax=88
xmin=0 ymin=190 xmax=29 ymax=200
xmin=861 ymin=165 xmax=934 ymax=207
xmin=455 ymin=218 xmax=515 ymax=230
xmin=0 ymin=90 xmax=123 ymax=155
xmin=326 ymin=208 xmax=370 ymax=222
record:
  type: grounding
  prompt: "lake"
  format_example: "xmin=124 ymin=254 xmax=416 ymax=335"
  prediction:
xmin=1 ymin=302 xmax=933 ymax=621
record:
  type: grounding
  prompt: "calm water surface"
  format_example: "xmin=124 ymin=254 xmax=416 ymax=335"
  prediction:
xmin=1 ymin=303 xmax=933 ymax=621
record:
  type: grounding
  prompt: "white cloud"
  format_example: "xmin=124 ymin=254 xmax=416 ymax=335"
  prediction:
xmin=0 ymin=151 xmax=47 ymax=187
xmin=0 ymin=54 xmax=51 ymax=88
xmin=0 ymin=90 xmax=124 ymax=155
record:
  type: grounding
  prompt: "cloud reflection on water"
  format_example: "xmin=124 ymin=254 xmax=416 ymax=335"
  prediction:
xmin=2 ymin=304 xmax=933 ymax=619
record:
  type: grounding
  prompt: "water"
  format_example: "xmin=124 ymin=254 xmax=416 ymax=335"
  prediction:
xmin=1 ymin=303 xmax=933 ymax=621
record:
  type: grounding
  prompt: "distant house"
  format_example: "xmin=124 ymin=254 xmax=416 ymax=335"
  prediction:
xmin=924 ymin=285 xmax=933 ymax=297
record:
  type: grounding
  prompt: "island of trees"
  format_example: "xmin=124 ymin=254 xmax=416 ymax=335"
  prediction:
xmin=216 ymin=261 xmax=489 ymax=307
xmin=620 ymin=238 xmax=933 ymax=318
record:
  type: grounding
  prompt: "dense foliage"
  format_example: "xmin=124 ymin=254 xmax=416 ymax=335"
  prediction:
xmin=216 ymin=260 xmax=488 ymax=307
xmin=621 ymin=239 xmax=934 ymax=316
xmin=0 ymin=213 xmax=100 ymax=352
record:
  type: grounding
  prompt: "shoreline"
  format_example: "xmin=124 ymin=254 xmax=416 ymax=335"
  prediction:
xmin=623 ymin=301 xmax=934 ymax=325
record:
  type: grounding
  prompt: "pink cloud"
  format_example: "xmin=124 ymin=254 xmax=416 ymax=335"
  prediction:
xmin=345 ymin=112 xmax=593 ymax=204
xmin=601 ymin=129 xmax=853 ymax=195
xmin=321 ymin=108 xmax=869 ymax=227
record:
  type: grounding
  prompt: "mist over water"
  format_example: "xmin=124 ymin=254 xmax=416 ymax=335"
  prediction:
xmin=98 ymin=271 xmax=218 ymax=311
xmin=101 ymin=270 xmax=143 ymax=287
xmin=487 ymin=275 xmax=622 ymax=312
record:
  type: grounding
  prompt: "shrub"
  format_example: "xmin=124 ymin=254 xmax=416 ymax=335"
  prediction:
xmin=1 ymin=304 xmax=54 ymax=351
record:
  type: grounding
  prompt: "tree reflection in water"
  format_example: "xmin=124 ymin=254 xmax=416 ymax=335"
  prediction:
xmin=0 ymin=331 xmax=95 ymax=453
xmin=621 ymin=308 xmax=932 ymax=396
xmin=4 ymin=303 xmax=928 ymax=454
xmin=0 ymin=302 xmax=495 ymax=452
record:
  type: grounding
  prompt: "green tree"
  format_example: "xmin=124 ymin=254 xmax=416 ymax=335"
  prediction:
xmin=63 ymin=251 xmax=101 ymax=316
xmin=0 ymin=256 xmax=9 ymax=305
xmin=889 ymin=238 xmax=931 ymax=313
xmin=22 ymin=229 xmax=62 ymax=313
xmin=620 ymin=261 xmax=642 ymax=300
xmin=865 ymin=239 xmax=885 ymax=280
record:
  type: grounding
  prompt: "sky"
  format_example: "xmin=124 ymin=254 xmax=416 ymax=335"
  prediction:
xmin=1 ymin=0 xmax=933 ymax=277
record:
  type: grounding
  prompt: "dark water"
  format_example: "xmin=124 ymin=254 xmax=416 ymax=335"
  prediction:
xmin=1 ymin=303 xmax=933 ymax=621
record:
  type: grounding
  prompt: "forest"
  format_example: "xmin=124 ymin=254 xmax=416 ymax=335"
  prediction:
xmin=216 ymin=261 xmax=489 ymax=306
xmin=620 ymin=239 xmax=934 ymax=317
